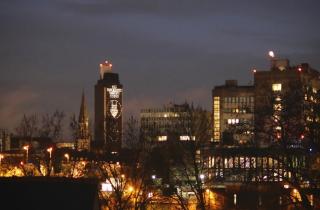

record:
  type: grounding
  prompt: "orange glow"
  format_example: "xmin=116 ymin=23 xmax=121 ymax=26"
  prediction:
xmin=23 ymin=145 xmax=29 ymax=150
xmin=47 ymin=147 xmax=53 ymax=153
xmin=128 ymin=186 xmax=134 ymax=192
xmin=20 ymin=161 xmax=24 ymax=165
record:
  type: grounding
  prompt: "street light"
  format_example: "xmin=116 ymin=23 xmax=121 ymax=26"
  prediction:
xmin=23 ymin=145 xmax=29 ymax=163
xmin=0 ymin=154 xmax=4 ymax=165
xmin=47 ymin=147 xmax=53 ymax=159
xmin=64 ymin=153 xmax=69 ymax=162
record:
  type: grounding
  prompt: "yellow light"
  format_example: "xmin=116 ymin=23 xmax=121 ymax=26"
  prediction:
xmin=23 ymin=145 xmax=29 ymax=150
xmin=128 ymin=186 xmax=134 ymax=192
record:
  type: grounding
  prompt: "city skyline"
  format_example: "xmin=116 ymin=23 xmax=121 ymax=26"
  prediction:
xmin=1 ymin=0 xmax=320 ymax=133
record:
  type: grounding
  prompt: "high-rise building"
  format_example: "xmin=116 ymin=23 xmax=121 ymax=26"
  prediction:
xmin=76 ymin=91 xmax=90 ymax=151
xmin=212 ymin=80 xmax=254 ymax=145
xmin=212 ymin=57 xmax=320 ymax=148
xmin=254 ymin=58 xmax=320 ymax=147
xmin=94 ymin=61 xmax=123 ymax=153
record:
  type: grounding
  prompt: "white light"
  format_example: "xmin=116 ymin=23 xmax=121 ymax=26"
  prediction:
xmin=107 ymin=85 xmax=122 ymax=99
xmin=268 ymin=50 xmax=275 ymax=58
xmin=283 ymin=184 xmax=289 ymax=189
xmin=199 ymin=174 xmax=205 ymax=180
xmin=101 ymin=183 xmax=113 ymax=192
xmin=233 ymin=194 xmax=237 ymax=205
xmin=151 ymin=175 xmax=156 ymax=179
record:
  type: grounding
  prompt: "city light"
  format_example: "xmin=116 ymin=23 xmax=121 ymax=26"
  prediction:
xmin=199 ymin=174 xmax=205 ymax=180
xmin=128 ymin=186 xmax=134 ymax=193
xmin=268 ymin=50 xmax=275 ymax=58
xmin=47 ymin=147 xmax=53 ymax=159
xmin=23 ymin=145 xmax=29 ymax=163
xmin=0 ymin=154 xmax=4 ymax=164
xmin=64 ymin=153 xmax=70 ymax=162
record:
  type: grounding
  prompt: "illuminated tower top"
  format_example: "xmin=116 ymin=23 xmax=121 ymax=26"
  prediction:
xmin=99 ymin=60 xmax=113 ymax=79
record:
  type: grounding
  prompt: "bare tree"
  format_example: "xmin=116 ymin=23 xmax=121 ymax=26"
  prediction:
xmin=15 ymin=113 xmax=39 ymax=142
xmin=166 ymin=104 xmax=212 ymax=210
xmin=69 ymin=113 xmax=79 ymax=141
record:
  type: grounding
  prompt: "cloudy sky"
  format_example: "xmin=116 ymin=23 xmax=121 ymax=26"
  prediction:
xmin=1 ymin=0 xmax=320 ymax=137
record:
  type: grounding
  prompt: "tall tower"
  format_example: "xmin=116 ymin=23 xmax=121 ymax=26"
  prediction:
xmin=95 ymin=60 xmax=123 ymax=153
xmin=76 ymin=91 xmax=91 ymax=151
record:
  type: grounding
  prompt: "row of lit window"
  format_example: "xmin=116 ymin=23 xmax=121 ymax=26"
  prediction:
xmin=223 ymin=96 xmax=254 ymax=104
xmin=223 ymin=108 xmax=253 ymax=114
xmin=157 ymin=135 xmax=196 ymax=141
xmin=213 ymin=97 xmax=220 ymax=140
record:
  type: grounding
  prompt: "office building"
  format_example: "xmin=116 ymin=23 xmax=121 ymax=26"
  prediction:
xmin=254 ymin=58 xmax=320 ymax=146
xmin=212 ymin=80 xmax=254 ymax=145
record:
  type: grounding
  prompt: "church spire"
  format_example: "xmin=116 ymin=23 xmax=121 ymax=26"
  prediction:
xmin=79 ymin=90 xmax=89 ymax=124
xmin=76 ymin=90 xmax=90 ymax=151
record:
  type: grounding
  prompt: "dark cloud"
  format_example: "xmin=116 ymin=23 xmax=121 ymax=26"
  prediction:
xmin=1 ymin=0 xmax=320 ymax=137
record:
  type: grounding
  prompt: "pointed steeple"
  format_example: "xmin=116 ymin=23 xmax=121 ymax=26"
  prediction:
xmin=79 ymin=90 xmax=89 ymax=124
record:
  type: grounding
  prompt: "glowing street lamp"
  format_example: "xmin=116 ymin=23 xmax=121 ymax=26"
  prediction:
xmin=128 ymin=186 xmax=134 ymax=193
xmin=47 ymin=147 xmax=53 ymax=159
xmin=0 ymin=154 xmax=4 ymax=165
xmin=64 ymin=153 xmax=70 ymax=162
xmin=23 ymin=145 xmax=29 ymax=163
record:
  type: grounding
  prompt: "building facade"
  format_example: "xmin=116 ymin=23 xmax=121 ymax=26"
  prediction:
xmin=0 ymin=129 xmax=11 ymax=152
xmin=212 ymin=80 xmax=254 ymax=145
xmin=94 ymin=61 xmax=123 ymax=153
xmin=254 ymin=58 xmax=320 ymax=147
xmin=141 ymin=103 xmax=211 ymax=142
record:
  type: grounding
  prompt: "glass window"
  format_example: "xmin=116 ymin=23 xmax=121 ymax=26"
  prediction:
xmin=272 ymin=83 xmax=282 ymax=92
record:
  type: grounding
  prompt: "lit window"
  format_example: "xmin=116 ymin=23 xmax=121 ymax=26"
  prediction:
xmin=272 ymin=83 xmax=282 ymax=92
xmin=180 ymin=136 xmax=195 ymax=141
xmin=213 ymin=97 xmax=220 ymax=141
xmin=158 ymin=136 xmax=167 ymax=141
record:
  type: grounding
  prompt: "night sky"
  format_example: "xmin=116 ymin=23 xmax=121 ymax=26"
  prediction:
xmin=1 ymin=0 xmax=320 ymax=137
